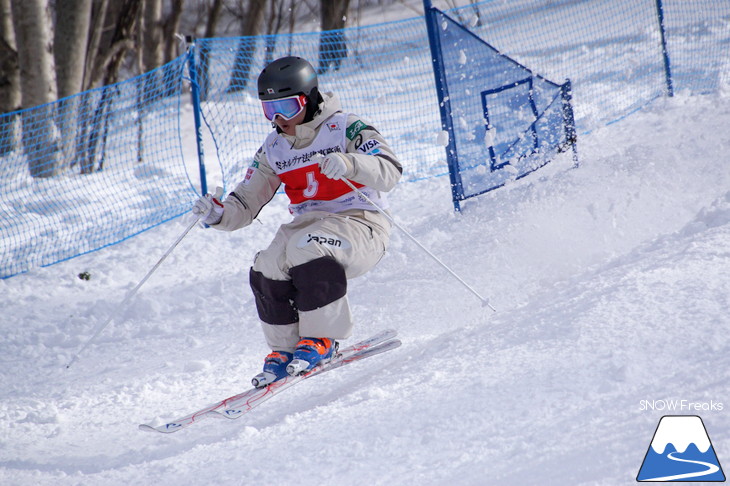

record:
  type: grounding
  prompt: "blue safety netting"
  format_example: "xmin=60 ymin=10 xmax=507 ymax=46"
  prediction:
xmin=426 ymin=6 xmax=577 ymax=207
xmin=0 ymin=57 xmax=195 ymax=278
xmin=0 ymin=0 xmax=727 ymax=278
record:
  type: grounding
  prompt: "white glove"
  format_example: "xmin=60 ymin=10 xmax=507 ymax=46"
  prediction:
xmin=313 ymin=152 xmax=350 ymax=180
xmin=192 ymin=188 xmax=224 ymax=226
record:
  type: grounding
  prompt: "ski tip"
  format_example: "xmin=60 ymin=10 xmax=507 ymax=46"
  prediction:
xmin=139 ymin=421 xmax=185 ymax=433
xmin=221 ymin=409 xmax=244 ymax=419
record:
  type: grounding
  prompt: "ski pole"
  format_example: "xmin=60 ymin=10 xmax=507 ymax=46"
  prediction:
xmin=65 ymin=215 xmax=200 ymax=369
xmin=341 ymin=178 xmax=496 ymax=312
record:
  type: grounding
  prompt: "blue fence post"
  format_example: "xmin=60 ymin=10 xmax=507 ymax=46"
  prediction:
xmin=186 ymin=36 xmax=208 ymax=196
xmin=654 ymin=0 xmax=674 ymax=97
xmin=422 ymin=0 xmax=463 ymax=212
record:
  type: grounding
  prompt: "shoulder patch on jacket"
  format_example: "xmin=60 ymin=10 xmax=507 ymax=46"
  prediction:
xmin=346 ymin=120 xmax=367 ymax=140
xmin=357 ymin=138 xmax=382 ymax=155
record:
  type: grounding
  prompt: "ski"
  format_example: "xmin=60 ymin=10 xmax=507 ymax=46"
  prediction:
xmin=216 ymin=338 xmax=401 ymax=419
xmin=139 ymin=329 xmax=399 ymax=433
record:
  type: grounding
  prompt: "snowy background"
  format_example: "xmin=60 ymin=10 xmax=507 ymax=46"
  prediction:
xmin=2 ymin=6 xmax=730 ymax=486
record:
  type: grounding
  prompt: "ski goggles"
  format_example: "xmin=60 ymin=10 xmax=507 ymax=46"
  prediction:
xmin=261 ymin=94 xmax=308 ymax=121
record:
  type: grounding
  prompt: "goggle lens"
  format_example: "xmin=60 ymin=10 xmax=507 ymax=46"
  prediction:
xmin=261 ymin=95 xmax=307 ymax=121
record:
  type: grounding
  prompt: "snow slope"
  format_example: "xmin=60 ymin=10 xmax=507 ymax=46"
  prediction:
xmin=1 ymin=62 xmax=729 ymax=486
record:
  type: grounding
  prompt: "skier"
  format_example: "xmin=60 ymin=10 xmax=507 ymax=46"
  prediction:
xmin=193 ymin=56 xmax=402 ymax=387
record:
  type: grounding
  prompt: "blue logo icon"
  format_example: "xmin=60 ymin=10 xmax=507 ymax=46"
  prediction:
xmin=637 ymin=415 xmax=725 ymax=482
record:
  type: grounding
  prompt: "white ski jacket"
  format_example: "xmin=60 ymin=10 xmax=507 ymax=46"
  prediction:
xmin=212 ymin=92 xmax=403 ymax=232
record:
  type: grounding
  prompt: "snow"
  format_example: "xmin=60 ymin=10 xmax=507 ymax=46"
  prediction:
xmin=2 ymin=90 xmax=728 ymax=486
xmin=3 ymin=18 xmax=730 ymax=486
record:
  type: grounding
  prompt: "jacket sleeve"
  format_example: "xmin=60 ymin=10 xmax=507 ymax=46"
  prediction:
xmin=340 ymin=114 xmax=403 ymax=192
xmin=210 ymin=145 xmax=281 ymax=231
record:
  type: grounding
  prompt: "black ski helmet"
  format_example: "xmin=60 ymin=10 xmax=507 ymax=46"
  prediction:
xmin=258 ymin=56 xmax=318 ymax=102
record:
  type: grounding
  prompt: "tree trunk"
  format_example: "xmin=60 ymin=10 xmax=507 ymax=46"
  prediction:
xmin=286 ymin=0 xmax=299 ymax=53
xmin=54 ymin=0 xmax=92 ymax=173
xmin=80 ymin=0 xmax=141 ymax=174
xmin=11 ymin=0 xmax=58 ymax=177
xmin=262 ymin=0 xmax=287 ymax=66
xmin=12 ymin=0 xmax=56 ymax=107
xmin=85 ymin=0 xmax=141 ymax=90
xmin=198 ymin=0 xmax=223 ymax=99
xmin=318 ymin=0 xmax=350 ymax=74
xmin=142 ymin=0 xmax=163 ymax=73
xmin=0 ymin=0 xmax=20 ymax=155
xmin=54 ymin=0 xmax=91 ymax=100
xmin=162 ymin=0 xmax=184 ymax=64
xmin=83 ymin=0 xmax=108 ymax=90
xmin=160 ymin=0 xmax=184 ymax=98
xmin=140 ymin=0 xmax=163 ymax=106
xmin=227 ymin=0 xmax=266 ymax=94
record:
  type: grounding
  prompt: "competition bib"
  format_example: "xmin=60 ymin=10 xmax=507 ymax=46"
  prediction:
xmin=264 ymin=112 xmax=388 ymax=215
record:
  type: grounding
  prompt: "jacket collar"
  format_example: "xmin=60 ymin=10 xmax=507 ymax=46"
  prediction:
xmin=278 ymin=92 xmax=342 ymax=143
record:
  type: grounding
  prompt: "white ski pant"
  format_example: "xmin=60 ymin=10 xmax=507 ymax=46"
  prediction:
xmin=250 ymin=209 xmax=390 ymax=352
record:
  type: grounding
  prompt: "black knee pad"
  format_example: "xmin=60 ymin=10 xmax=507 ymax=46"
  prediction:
xmin=249 ymin=268 xmax=298 ymax=324
xmin=290 ymin=256 xmax=347 ymax=312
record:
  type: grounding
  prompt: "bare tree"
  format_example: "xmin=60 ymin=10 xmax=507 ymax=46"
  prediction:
xmin=55 ymin=0 xmax=92 ymax=100
xmin=53 ymin=0 xmax=93 ymax=173
xmin=160 ymin=0 xmax=185 ymax=98
xmin=138 ymin=0 xmax=165 ymax=107
xmin=83 ymin=0 xmax=109 ymax=90
xmin=226 ymin=0 xmax=266 ymax=93
xmin=320 ymin=0 xmax=350 ymax=32
xmin=196 ymin=0 xmax=223 ymax=99
xmin=11 ymin=0 xmax=59 ymax=177
xmin=318 ymin=0 xmax=350 ymax=74
xmin=285 ymin=0 xmax=301 ymax=52
xmin=10 ymin=0 xmax=56 ymax=107
xmin=142 ymin=0 xmax=164 ymax=73
xmin=264 ymin=0 xmax=291 ymax=59
xmin=79 ymin=0 xmax=142 ymax=174
xmin=0 ymin=0 xmax=19 ymax=155
xmin=162 ymin=0 xmax=185 ymax=64
xmin=84 ymin=0 xmax=141 ymax=91
xmin=203 ymin=0 xmax=224 ymax=38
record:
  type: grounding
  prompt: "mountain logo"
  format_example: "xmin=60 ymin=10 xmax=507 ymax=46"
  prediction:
xmin=637 ymin=415 xmax=725 ymax=482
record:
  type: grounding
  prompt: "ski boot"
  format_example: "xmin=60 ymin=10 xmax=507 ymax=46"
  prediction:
xmin=251 ymin=350 xmax=293 ymax=388
xmin=286 ymin=338 xmax=337 ymax=376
